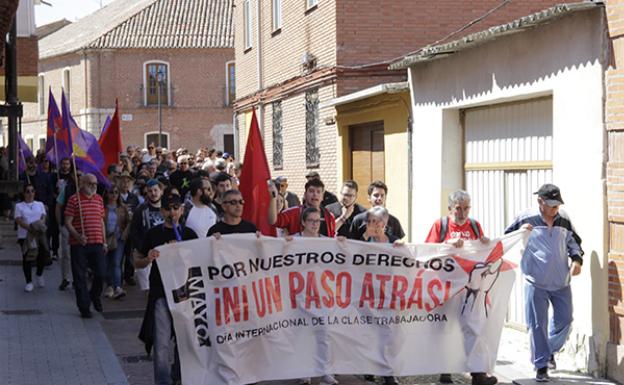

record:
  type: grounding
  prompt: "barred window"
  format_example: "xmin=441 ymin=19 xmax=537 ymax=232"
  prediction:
xmin=305 ymin=90 xmax=320 ymax=167
xmin=272 ymin=101 xmax=283 ymax=170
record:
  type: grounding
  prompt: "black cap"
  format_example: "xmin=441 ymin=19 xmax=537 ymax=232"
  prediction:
xmin=162 ymin=193 xmax=183 ymax=208
xmin=534 ymin=183 xmax=564 ymax=206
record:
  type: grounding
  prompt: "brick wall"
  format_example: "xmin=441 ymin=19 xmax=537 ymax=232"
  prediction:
xmin=20 ymin=47 xmax=234 ymax=153
xmin=607 ymin=0 xmax=624 ymax=348
xmin=0 ymin=36 xmax=38 ymax=76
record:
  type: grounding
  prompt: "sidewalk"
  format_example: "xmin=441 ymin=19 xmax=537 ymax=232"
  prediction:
xmin=0 ymin=219 xmax=618 ymax=385
xmin=0 ymin=220 xmax=128 ymax=385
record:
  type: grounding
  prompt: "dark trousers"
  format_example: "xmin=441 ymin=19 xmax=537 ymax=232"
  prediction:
xmin=70 ymin=244 xmax=106 ymax=313
xmin=47 ymin=203 xmax=59 ymax=256
xmin=18 ymin=239 xmax=46 ymax=283
xmin=123 ymin=239 xmax=134 ymax=280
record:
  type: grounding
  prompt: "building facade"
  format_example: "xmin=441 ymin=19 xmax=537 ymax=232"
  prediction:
xmin=393 ymin=2 xmax=608 ymax=376
xmin=18 ymin=0 xmax=234 ymax=154
xmin=233 ymin=0 xmax=565 ymax=211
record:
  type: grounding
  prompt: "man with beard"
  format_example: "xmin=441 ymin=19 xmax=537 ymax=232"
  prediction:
xmin=211 ymin=172 xmax=232 ymax=218
xmin=64 ymin=173 xmax=107 ymax=318
xmin=326 ymin=180 xmax=366 ymax=237
xmin=185 ymin=178 xmax=217 ymax=237
xmin=169 ymin=155 xmax=195 ymax=197
xmin=129 ymin=179 xmax=165 ymax=290
xmin=136 ymin=191 xmax=198 ymax=385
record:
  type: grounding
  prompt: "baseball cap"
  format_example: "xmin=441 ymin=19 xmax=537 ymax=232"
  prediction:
xmin=146 ymin=178 xmax=161 ymax=188
xmin=222 ymin=152 xmax=231 ymax=159
xmin=534 ymin=183 xmax=564 ymax=206
xmin=162 ymin=193 xmax=183 ymax=208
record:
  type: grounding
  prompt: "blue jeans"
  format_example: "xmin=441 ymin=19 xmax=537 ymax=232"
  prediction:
xmin=525 ymin=283 xmax=573 ymax=370
xmin=70 ymin=244 xmax=106 ymax=313
xmin=153 ymin=297 xmax=180 ymax=385
xmin=106 ymin=239 xmax=125 ymax=288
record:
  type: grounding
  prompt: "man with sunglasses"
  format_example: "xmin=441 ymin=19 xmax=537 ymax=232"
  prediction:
xmin=136 ymin=191 xmax=198 ymax=385
xmin=64 ymin=173 xmax=107 ymax=319
xmin=207 ymin=189 xmax=257 ymax=236
xmin=425 ymin=190 xmax=496 ymax=385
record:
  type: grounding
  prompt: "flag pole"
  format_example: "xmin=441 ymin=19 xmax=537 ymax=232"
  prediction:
xmin=53 ymin=132 xmax=60 ymax=179
xmin=19 ymin=147 xmax=30 ymax=185
xmin=71 ymin=154 xmax=85 ymax=235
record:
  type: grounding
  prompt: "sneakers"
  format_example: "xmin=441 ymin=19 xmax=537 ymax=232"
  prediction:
xmin=548 ymin=355 xmax=557 ymax=370
xmin=536 ymin=367 xmax=549 ymax=382
xmin=58 ymin=279 xmax=70 ymax=291
xmin=34 ymin=275 xmax=45 ymax=288
xmin=113 ymin=287 xmax=126 ymax=299
xmin=320 ymin=375 xmax=338 ymax=385
xmin=104 ymin=286 xmax=114 ymax=298
xmin=439 ymin=374 xmax=453 ymax=384
xmin=24 ymin=282 xmax=34 ymax=292
xmin=471 ymin=373 xmax=497 ymax=385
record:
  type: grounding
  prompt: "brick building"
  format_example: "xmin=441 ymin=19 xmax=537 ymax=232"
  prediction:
xmin=18 ymin=0 xmax=234 ymax=154
xmin=233 ymin=0 xmax=566 ymax=214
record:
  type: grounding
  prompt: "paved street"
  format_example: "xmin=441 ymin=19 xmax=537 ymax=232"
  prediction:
xmin=0 ymin=220 xmax=616 ymax=385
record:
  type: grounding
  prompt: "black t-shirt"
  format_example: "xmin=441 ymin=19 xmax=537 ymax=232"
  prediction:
xmin=207 ymin=220 xmax=257 ymax=236
xmin=348 ymin=210 xmax=405 ymax=240
xmin=140 ymin=224 xmax=198 ymax=299
xmin=169 ymin=169 xmax=195 ymax=196
xmin=326 ymin=202 xmax=366 ymax=237
xmin=321 ymin=191 xmax=338 ymax=208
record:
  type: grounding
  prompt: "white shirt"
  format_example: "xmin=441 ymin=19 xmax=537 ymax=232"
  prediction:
xmin=15 ymin=201 xmax=46 ymax=239
xmin=185 ymin=204 xmax=217 ymax=238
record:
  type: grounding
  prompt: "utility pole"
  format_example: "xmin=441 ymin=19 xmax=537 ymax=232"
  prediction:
xmin=157 ymin=70 xmax=163 ymax=148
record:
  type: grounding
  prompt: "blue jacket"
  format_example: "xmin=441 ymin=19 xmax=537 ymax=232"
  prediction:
xmin=505 ymin=208 xmax=583 ymax=291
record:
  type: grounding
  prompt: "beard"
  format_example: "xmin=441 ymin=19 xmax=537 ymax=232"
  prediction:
xmin=200 ymin=195 xmax=212 ymax=206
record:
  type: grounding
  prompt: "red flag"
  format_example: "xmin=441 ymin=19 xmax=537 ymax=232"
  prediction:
xmin=239 ymin=109 xmax=275 ymax=236
xmin=98 ymin=99 xmax=123 ymax=176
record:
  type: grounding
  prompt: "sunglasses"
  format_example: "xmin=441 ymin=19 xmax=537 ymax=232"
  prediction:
xmin=223 ymin=199 xmax=244 ymax=206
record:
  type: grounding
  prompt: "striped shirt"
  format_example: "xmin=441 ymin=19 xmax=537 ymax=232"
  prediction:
xmin=65 ymin=192 xmax=105 ymax=245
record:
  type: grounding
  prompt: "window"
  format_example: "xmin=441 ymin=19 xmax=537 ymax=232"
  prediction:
xmin=145 ymin=62 xmax=169 ymax=106
xmin=26 ymin=136 xmax=34 ymax=152
xmin=306 ymin=0 xmax=318 ymax=10
xmin=38 ymin=136 xmax=46 ymax=152
xmin=272 ymin=101 xmax=283 ymax=170
xmin=37 ymin=75 xmax=45 ymax=115
xmin=305 ymin=90 xmax=320 ymax=167
xmin=272 ymin=0 xmax=282 ymax=31
xmin=225 ymin=61 xmax=236 ymax=106
xmin=145 ymin=131 xmax=170 ymax=149
xmin=243 ymin=0 xmax=252 ymax=49
xmin=224 ymin=134 xmax=234 ymax=155
xmin=62 ymin=68 xmax=70 ymax=105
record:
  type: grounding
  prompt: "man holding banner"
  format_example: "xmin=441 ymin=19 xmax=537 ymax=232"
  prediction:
xmin=505 ymin=184 xmax=583 ymax=382
xmin=136 ymin=191 xmax=198 ymax=385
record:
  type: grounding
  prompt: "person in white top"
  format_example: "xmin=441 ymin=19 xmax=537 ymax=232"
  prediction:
xmin=185 ymin=178 xmax=217 ymax=237
xmin=14 ymin=184 xmax=48 ymax=292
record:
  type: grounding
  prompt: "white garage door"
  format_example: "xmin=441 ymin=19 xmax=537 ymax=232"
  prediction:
xmin=464 ymin=97 xmax=553 ymax=328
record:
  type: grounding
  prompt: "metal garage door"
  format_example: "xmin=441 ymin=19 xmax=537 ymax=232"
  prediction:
xmin=463 ymin=97 xmax=553 ymax=328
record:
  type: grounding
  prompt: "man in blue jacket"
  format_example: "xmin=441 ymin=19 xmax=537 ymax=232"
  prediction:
xmin=505 ymin=184 xmax=583 ymax=382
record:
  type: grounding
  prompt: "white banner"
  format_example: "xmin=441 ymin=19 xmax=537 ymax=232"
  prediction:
xmin=157 ymin=231 xmax=526 ymax=385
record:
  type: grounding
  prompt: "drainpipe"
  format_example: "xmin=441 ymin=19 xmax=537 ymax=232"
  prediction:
xmin=255 ymin=0 xmax=264 ymax=135
xmin=406 ymin=71 xmax=415 ymax=243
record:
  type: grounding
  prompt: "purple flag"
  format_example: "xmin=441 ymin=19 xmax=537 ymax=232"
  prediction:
xmin=61 ymin=90 xmax=110 ymax=187
xmin=98 ymin=116 xmax=111 ymax=141
xmin=45 ymin=89 xmax=67 ymax=166
xmin=18 ymin=134 xmax=33 ymax=174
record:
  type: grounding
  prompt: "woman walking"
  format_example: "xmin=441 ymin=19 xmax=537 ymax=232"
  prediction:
xmin=104 ymin=187 xmax=130 ymax=299
xmin=15 ymin=184 xmax=48 ymax=292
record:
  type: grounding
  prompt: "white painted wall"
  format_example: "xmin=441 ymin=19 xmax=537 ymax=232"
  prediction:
xmin=407 ymin=8 xmax=607 ymax=374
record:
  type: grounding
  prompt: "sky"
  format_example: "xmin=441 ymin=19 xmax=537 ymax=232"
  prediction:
xmin=35 ymin=0 xmax=115 ymax=27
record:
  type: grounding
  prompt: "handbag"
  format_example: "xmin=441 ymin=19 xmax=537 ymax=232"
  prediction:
xmin=106 ymin=232 xmax=118 ymax=250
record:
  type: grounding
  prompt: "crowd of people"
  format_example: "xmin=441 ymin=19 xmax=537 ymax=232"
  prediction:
xmin=0 ymin=142 xmax=583 ymax=385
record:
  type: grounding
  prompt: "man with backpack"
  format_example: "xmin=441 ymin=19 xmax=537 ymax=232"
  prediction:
xmin=425 ymin=190 xmax=496 ymax=385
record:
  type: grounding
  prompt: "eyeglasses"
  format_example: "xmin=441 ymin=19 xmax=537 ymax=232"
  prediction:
xmin=305 ymin=219 xmax=321 ymax=224
xmin=164 ymin=204 xmax=181 ymax=211
xmin=87 ymin=182 xmax=98 ymax=187
xmin=223 ymin=199 xmax=244 ymax=206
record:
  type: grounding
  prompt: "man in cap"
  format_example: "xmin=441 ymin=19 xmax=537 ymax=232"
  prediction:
xmin=169 ymin=155 xmax=195 ymax=197
xmin=505 ymin=184 xmax=583 ymax=382
xmin=276 ymin=176 xmax=300 ymax=208
xmin=305 ymin=171 xmax=338 ymax=207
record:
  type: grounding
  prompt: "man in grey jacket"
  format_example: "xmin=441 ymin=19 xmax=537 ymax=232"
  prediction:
xmin=505 ymin=184 xmax=583 ymax=382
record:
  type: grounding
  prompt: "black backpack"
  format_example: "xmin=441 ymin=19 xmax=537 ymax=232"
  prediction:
xmin=438 ymin=216 xmax=481 ymax=242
